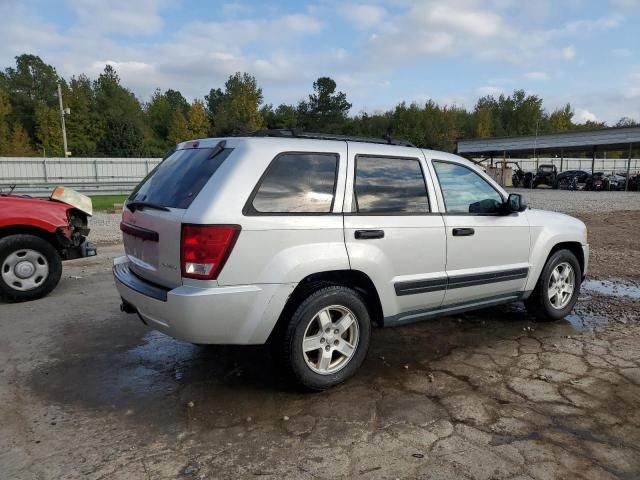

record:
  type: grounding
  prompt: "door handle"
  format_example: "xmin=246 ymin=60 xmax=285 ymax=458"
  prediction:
xmin=452 ymin=227 xmax=475 ymax=237
xmin=355 ymin=230 xmax=384 ymax=240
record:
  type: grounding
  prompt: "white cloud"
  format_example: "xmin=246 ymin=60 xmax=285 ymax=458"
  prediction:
xmin=341 ymin=4 xmax=387 ymax=29
xmin=524 ymin=71 xmax=550 ymax=81
xmin=561 ymin=45 xmax=576 ymax=60
xmin=66 ymin=0 xmax=170 ymax=36
xmin=575 ymin=108 xmax=598 ymax=123
xmin=476 ymin=85 xmax=503 ymax=96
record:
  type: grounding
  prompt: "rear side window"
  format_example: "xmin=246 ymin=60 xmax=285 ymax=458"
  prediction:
xmin=129 ymin=147 xmax=234 ymax=209
xmin=354 ymin=156 xmax=430 ymax=214
xmin=248 ymin=152 xmax=338 ymax=214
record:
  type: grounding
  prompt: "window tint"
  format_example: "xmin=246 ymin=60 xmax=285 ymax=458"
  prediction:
xmin=251 ymin=152 xmax=338 ymax=213
xmin=355 ymin=156 xmax=430 ymax=214
xmin=129 ymin=147 xmax=233 ymax=209
xmin=433 ymin=161 xmax=503 ymax=214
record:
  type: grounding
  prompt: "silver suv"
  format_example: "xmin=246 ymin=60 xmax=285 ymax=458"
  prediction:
xmin=114 ymin=132 xmax=589 ymax=390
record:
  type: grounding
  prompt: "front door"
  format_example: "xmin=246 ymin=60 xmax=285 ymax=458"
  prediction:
xmin=429 ymin=159 xmax=531 ymax=306
xmin=343 ymin=143 xmax=447 ymax=324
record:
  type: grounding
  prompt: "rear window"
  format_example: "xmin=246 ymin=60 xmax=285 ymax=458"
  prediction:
xmin=247 ymin=152 xmax=338 ymax=214
xmin=128 ymin=147 xmax=233 ymax=209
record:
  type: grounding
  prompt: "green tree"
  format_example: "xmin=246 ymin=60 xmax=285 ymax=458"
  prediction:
xmin=261 ymin=103 xmax=298 ymax=128
xmin=146 ymin=89 xmax=172 ymax=141
xmin=547 ymin=104 xmax=574 ymax=133
xmin=2 ymin=54 xmax=59 ymax=140
xmin=65 ymin=75 xmax=103 ymax=156
xmin=297 ymin=77 xmax=351 ymax=132
xmin=187 ymin=99 xmax=209 ymax=138
xmin=0 ymin=87 xmax=10 ymax=154
xmin=98 ymin=118 xmax=144 ymax=156
xmin=34 ymin=104 xmax=63 ymax=156
xmin=211 ymin=72 xmax=264 ymax=135
xmin=616 ymin=117 xmax=638 ymax=127
xmin=8 ymin=124 xmax=36 ymax=156
xmin=167 ymin=110 xmax=189 ymax=145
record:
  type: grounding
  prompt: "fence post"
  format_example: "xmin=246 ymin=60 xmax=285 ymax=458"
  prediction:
xmin=93 ymin=158 xmax=99 ymax=182
xmin=42 ymin=158 xmax=48 ymax=183
xmin=626 ymin=144 xmax=632 ymax=191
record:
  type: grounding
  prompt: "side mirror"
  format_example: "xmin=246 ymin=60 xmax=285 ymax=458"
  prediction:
xmin=506 ymin=193 xmax=527 ymax=213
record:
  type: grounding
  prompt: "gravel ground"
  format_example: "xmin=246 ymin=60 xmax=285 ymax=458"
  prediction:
xmin=508 ymin=188 xmax=640 ymax=214
xmin=89 ymin=212 xmax=122 ymax=244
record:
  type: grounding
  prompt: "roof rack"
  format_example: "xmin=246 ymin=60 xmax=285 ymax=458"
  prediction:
xmin=249 ymin=128 xmax=416 ymax=147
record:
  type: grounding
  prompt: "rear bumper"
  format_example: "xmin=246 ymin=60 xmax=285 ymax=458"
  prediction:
xmin=113 ymin=256 xmax=295 ymax=344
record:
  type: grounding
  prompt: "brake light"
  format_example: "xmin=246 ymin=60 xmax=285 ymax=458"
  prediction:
xmin=181 ymin=225 xmax=240 ymax=280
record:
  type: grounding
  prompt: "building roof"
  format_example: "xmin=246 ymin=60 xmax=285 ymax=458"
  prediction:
xmin=456 ymin=126 xmax=640 ymax=156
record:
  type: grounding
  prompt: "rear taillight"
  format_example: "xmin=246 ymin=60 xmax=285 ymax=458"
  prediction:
xmin=181 ymin=224 xmax=240 ymax=280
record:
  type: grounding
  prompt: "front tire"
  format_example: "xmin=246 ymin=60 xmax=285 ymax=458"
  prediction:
xmin=278 ymin=285 xmax=371 ymax=391
xmin=0 ymin=234 xmax=62 ymax=302
xmin=525 ymin=249 xmax=581 ymax=321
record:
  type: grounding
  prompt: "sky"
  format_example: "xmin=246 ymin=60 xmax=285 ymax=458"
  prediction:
xmin=1 ymin=0 xmax=639 ymax=124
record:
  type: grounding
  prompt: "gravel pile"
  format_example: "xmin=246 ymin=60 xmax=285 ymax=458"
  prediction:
xmin=87 ymin=190 xmax=640 ymax=243
xmin=508 ymin=188 xmax=640 ymax=214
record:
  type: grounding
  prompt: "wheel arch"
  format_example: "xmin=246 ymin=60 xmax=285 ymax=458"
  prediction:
xmin=0 ymin=225 xmax=61 ymax=252
xmin=267 ymin=269 xmax=384 ymax=344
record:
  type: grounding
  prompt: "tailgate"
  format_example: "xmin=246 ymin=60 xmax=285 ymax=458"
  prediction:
xmin=121 ymin=207 xmax=185 ymax=288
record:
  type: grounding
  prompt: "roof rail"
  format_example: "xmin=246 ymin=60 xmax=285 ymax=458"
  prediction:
xmin=249 ymin=128 xmax=416 ymax=147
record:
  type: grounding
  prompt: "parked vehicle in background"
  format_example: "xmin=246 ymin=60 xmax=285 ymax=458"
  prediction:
xmin=0 ymin=186 xmax=97 ymax=302
xmin=585 ymin=172 xmax=609 ymax=191
xmin=555 ymin=170 xmax=590 ymax=190
xmin=532 ymin=164 xmax=558 ymax=188
xmin=114 ymin=131 xmax=589 ymax=390
xmin=606 ymin=173 xmax=626 ymax=191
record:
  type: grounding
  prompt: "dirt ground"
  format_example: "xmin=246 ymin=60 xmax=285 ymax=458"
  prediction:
xmin=1 ymin=212 xmax=639 ymax=480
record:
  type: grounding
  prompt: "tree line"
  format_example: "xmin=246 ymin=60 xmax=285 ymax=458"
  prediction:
xmin=0 ymin=54 xmax=637 ymax=157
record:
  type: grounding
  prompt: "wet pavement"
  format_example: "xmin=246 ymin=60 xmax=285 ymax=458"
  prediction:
xmin=1 ymin=245 xmax=640 ymax=479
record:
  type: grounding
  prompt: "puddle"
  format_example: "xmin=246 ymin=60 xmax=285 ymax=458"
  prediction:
xmin=582 ymin=279 xmax=640 ymax=300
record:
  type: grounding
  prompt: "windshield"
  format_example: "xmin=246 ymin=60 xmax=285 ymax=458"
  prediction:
xmin=128 ymin=147 xmax=233 ymax=209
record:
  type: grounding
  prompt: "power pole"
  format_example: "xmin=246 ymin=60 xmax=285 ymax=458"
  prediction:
xmin=57 ymin=83 xmax=69 ymax=158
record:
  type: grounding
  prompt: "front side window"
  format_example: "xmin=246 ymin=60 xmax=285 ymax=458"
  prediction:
xmin=354 ymin=156 xmax=430 ymax=214
xmin=433 ymin=161 xmax=503 ymax=214
xmin=250 ymin=152 xmax=338 ymax=213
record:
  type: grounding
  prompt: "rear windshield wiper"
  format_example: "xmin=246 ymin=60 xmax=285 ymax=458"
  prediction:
xmin=125 ymin=201 xmax=170 ymax=213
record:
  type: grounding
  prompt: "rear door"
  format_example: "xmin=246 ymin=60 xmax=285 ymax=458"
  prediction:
xmin=343 ymin=143 xmax=446 ymax=324
xmin=122 ymin=145 xmax=234 ymax=288
xmin=428 ymin=158 xmax=530 ymax=306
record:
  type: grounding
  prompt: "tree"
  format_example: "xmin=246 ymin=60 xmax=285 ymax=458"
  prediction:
xmin=8 ymin=124 xmax=36 ymax=156
xmin=187 ymin=99 xmax=209 ymax=138
xmin=616 ymin=117 xmax=638 ymax=127
xmin=164 ymin=89 xmax=189 ymax=116
xmin=210 ymin=72 xmax=264 ymax=135
xmin=547 ymin=104 xmax=574 ymax=133
xmin=297 ymin=77 xmax=351 ymax=132
xmin=98 ymin=118 xmax=144 ymax=156
xmin=261 ymin=103 xmax=298 ymax=128
xmin=2 ymin=54 xmax=59 ymax=140
xmin=146 ymin=89 xmax=172 ymax=141
xmin=167 ymin=110 xmax=189 ymax=145
xmin=34 ymin=104 xmax=63 ymax=156
xmin=64 ymin=75 xmax=104 ymax=156
xmin=0 ymin=87 xmax=10 ymax=154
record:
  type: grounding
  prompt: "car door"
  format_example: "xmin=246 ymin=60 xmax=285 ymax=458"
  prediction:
xmin=343 ymin=143 xmax=447 ymax=325
xmin=428 ymin=157 xmax=531 ymax=306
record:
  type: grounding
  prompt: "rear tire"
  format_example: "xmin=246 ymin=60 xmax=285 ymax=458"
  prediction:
xmin=277 ymin=284 xmax=371 ymax=391
xmin=0 ymin=234 xmax=62 ymax=302
xmin=525 ymin=249 xmax=581 ymax=321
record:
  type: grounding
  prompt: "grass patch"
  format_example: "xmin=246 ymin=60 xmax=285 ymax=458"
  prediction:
xmin=90 ymin=195 xmax=128 ymax=211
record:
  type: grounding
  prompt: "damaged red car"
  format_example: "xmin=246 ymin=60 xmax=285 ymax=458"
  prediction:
xmin=0 ymin=186 xmax=96 ymax=302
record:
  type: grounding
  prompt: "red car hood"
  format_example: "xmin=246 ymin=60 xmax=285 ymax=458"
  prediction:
xmin=0 ymin=195 xmax=72 ymax=233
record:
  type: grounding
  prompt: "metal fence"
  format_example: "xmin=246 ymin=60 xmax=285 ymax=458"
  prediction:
xmin=484 ymin=157 xmax=640 ymax=174
xmin=0 ymin=157 xmax=161 ymax=196
xmin=1 ymin=155 xmax=639 ymax=197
